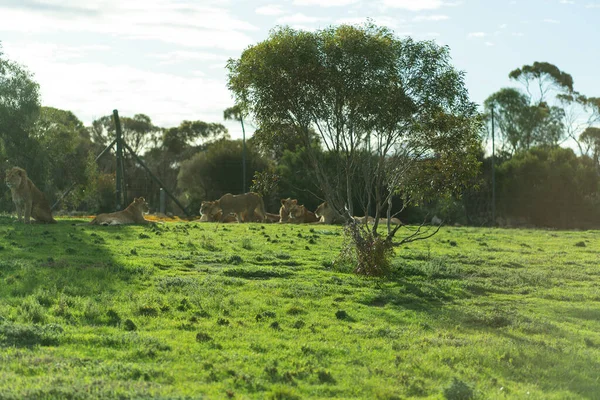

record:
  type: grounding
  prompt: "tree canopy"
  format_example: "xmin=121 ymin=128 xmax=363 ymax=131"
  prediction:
xmin=227 ymin=23 xmax=481 ymax=243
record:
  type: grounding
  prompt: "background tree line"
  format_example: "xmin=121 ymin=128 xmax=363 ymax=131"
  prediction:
xmin=1 ymin=37 xmax=600 ymax=229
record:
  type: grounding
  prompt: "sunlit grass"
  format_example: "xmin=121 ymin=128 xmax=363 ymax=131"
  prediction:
xmin=0 ymin=217 xmax=598 ymax=399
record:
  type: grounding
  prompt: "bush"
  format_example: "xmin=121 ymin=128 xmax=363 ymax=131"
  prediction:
xmin=338 ymin=222 xmax=394 ymax=278
xmin=496 ymin=146 xmax=600 ymax=228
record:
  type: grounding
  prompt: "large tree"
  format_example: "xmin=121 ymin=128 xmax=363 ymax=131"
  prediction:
xmin=487 ymin=61 xmax=600 ymax=154
xmin=484 ymin=88 xmax=565 ymax=153
xmin=89 ymin=113 xmax=161 ymax=155
xmin=227 ymin=23 xmax=481 ymax=256
xmin=0 ymin=42 xmax=41 ymax=174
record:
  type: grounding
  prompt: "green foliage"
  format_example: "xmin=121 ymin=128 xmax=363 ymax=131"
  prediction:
xmin=177 ymin=138 xmax=271 ymax=207
xmin=90 ymin=113 xmax=161 ymax=155
xmin=0 ymin=49 xmax=41 ymax=199
xmin=443 ymin=377 xmax=475 ymax=400
xmin=484 ymin=88 xmax=565 ymax=153
xmin=579 ymin=127 xmax=600 ymax=167
xmin=496 ymin=146 xmax=600 ymax=228
xmin=509 ymin=61 xmax=574 ymax=98
xmin=338 ymin=222 xmax=394 ymax=277
xmin=228 ymin=22 xmax=481 ymax=243
xmin=250 ymin=169 xmax=281 ymax=210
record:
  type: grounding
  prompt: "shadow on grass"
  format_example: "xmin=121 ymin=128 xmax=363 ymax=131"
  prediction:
xmin=223 ymin=268 xmax=294 ymax=280
xmin=0 ymin=219 xmax=156 ymax=342
xmin=0 ymin=219 xmax=148 ymax=299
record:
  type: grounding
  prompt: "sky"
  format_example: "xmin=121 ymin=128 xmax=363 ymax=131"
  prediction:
xmin=1 ymin=0 xmax=599 ymax=139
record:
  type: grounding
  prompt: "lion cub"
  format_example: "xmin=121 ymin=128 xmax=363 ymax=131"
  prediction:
xmin=90 ymin=197 xmax=151 ymax=225
xmin=5 ymin=167 xmax=56 ymax=224
xmin=279 ymin=198 xmax=297 ymax=223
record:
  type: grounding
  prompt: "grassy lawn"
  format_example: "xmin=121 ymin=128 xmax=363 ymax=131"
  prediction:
xmin=0 ymin=217 xmax=598 ymax=399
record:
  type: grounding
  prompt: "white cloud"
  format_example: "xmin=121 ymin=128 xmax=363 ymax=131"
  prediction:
xmin=255 ymin=4 xmax=286 ymax=15
xmin=485 ymin=41 xmax=494 ymax=46
xmin=335 ymin=16 xmax=407 ymax=29
xmin=499 ymin=23 xmax=508 ymax=29
xmin=0 ymin=2 xmax=258 ymax=51
xmin=3 ymin=42 xmax=233 ymax=127
xmin=512 ymin=32 xmax=525 ymax=36
xmin=277 ymin=13 xmax=327 ymax=24
xmin=543 ymin=18 xmax=560 ymax=23
xmin=150 ymin=51 xmax=228 ymax=66
xmin=293 ymin=0 xmax=359 ymax=6
xmin=559 ymin=0 xmax=575 ymax=4
xmin=381 ymin=0 xmax=454 ymax=11
xmin=585 ymin=2 xmax=600 ymax=7
xmin=295 ymin=0 xmax=358 ymax=5
xmin=468 ymin=32 xmax=487 ymax=38
xmin=413 ymin=15 xmax=449 ymax=21
xmin=2 ymin=43 xmax=111 ymax=62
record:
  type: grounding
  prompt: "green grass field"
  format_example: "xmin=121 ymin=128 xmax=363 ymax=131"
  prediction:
xmin=0 ymin=216 xmax=598 ymax=399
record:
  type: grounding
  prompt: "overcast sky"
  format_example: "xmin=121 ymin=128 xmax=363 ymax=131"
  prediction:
xmin=1 ymin=0 xmax=599 ymax=139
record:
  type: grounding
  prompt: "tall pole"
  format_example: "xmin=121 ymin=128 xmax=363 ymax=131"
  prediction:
xmin=491 ymin=105 xmax=496 ymax=226
xmin=113 ymin=109 xmax=124 ymax=211
xmin=241 ymin=117 xmax=247 ymax=193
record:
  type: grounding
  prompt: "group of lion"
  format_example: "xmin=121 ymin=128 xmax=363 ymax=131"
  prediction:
xmin=4 ymin=167 xmax=149 ymax=225
xmin=199 ymin=193 xmax=402 ymax=226
xmin=4 ymin=167 xmax=401 ymax=226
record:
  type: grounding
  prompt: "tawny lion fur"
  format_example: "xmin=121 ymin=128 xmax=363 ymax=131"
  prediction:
xmin=89 ymin=197 xmax=150 ymax=225
xmin=5 ymin=167 xmax=56 ymax=224
xmin=202 ymin=192 xmax=266 ymax=223
xmin=279 ymin=198 xmax=297 ymax=223
xmin=289 ymin=204 xmax=319 ymax=223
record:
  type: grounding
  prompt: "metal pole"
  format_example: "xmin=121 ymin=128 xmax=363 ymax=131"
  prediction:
xmin=491 ymin=105 xmax=496 ymax=226
xmin=122 ymin=140 xmax=191 ymax=217
xmin=160 ymin=188 xmax=166 ymax=214
xmin=51 ymin=139 xmax=117 ymax=211
xmin=241 ymin=117 xmax=246 ymax=193
xmin=113 ymin=109 xmax=124 ymax=211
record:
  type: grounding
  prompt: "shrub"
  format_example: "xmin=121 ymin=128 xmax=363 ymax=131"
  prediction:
xmin=443 ymin=377 xmax=474 ymax=400
xmin=338 ymin=222 xmax=394 ymax=278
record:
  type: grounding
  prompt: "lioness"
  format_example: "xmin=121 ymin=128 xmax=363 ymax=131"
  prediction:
xmin=279 ymin=198 xmax=297 ymax=223
xmin=215 ymin=192 xmax=266 ymax=223
xmin=314 ymin=201 xmax=344 ymax=224
xmin=353 ymin=216 xmax=403 ymax=226
xmin=199 ymin=201 xmax=238 ymax=223
xmin=5 ymin=167 xmax=56 ymax=224
xmin=353 ymin=215 xmax=375 ymax=224
xmin=265 ymin=212 xmax=280 ymax=223
xmin=89 ymin=197 xmax=151 ymax=225
xmin=289 ymin=204 xmax=319 ymax=223
xmin=380 ymin=217 xmax=403 ymax=226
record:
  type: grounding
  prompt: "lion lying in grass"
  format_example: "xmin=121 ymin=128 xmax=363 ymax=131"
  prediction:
xmin=89 ymin=197 xmax=151 ymax=225
xmin=201 ymin=192 xmax=266 ymax=223
xmin=5 ymin=167 xmax=56 ymax=224
xmin=289 ymin=204 xmax=319 ymax=223
xmin=279 ymin=198 xmax=297 ymax=223
xmin=314 ymin=201 xmax=344 ymax=224
xmin=315 ymin=201 xmax=403 ymax=225
xmin=199 ymin=202 xmax=238 ymax=223
xmin=353 ymin=216 xmax=403 ymax=226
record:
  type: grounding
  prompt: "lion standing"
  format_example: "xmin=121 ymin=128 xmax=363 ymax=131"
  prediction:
xmin=212 ymin=192 xmax=267 ymax=223
xmin=218 ymin=192 xmax=266 ymax=223
xmin=5 ymin=167 xmax=56 ymax=224
xmin=89 ymin=197 xmax=150 ymax=225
